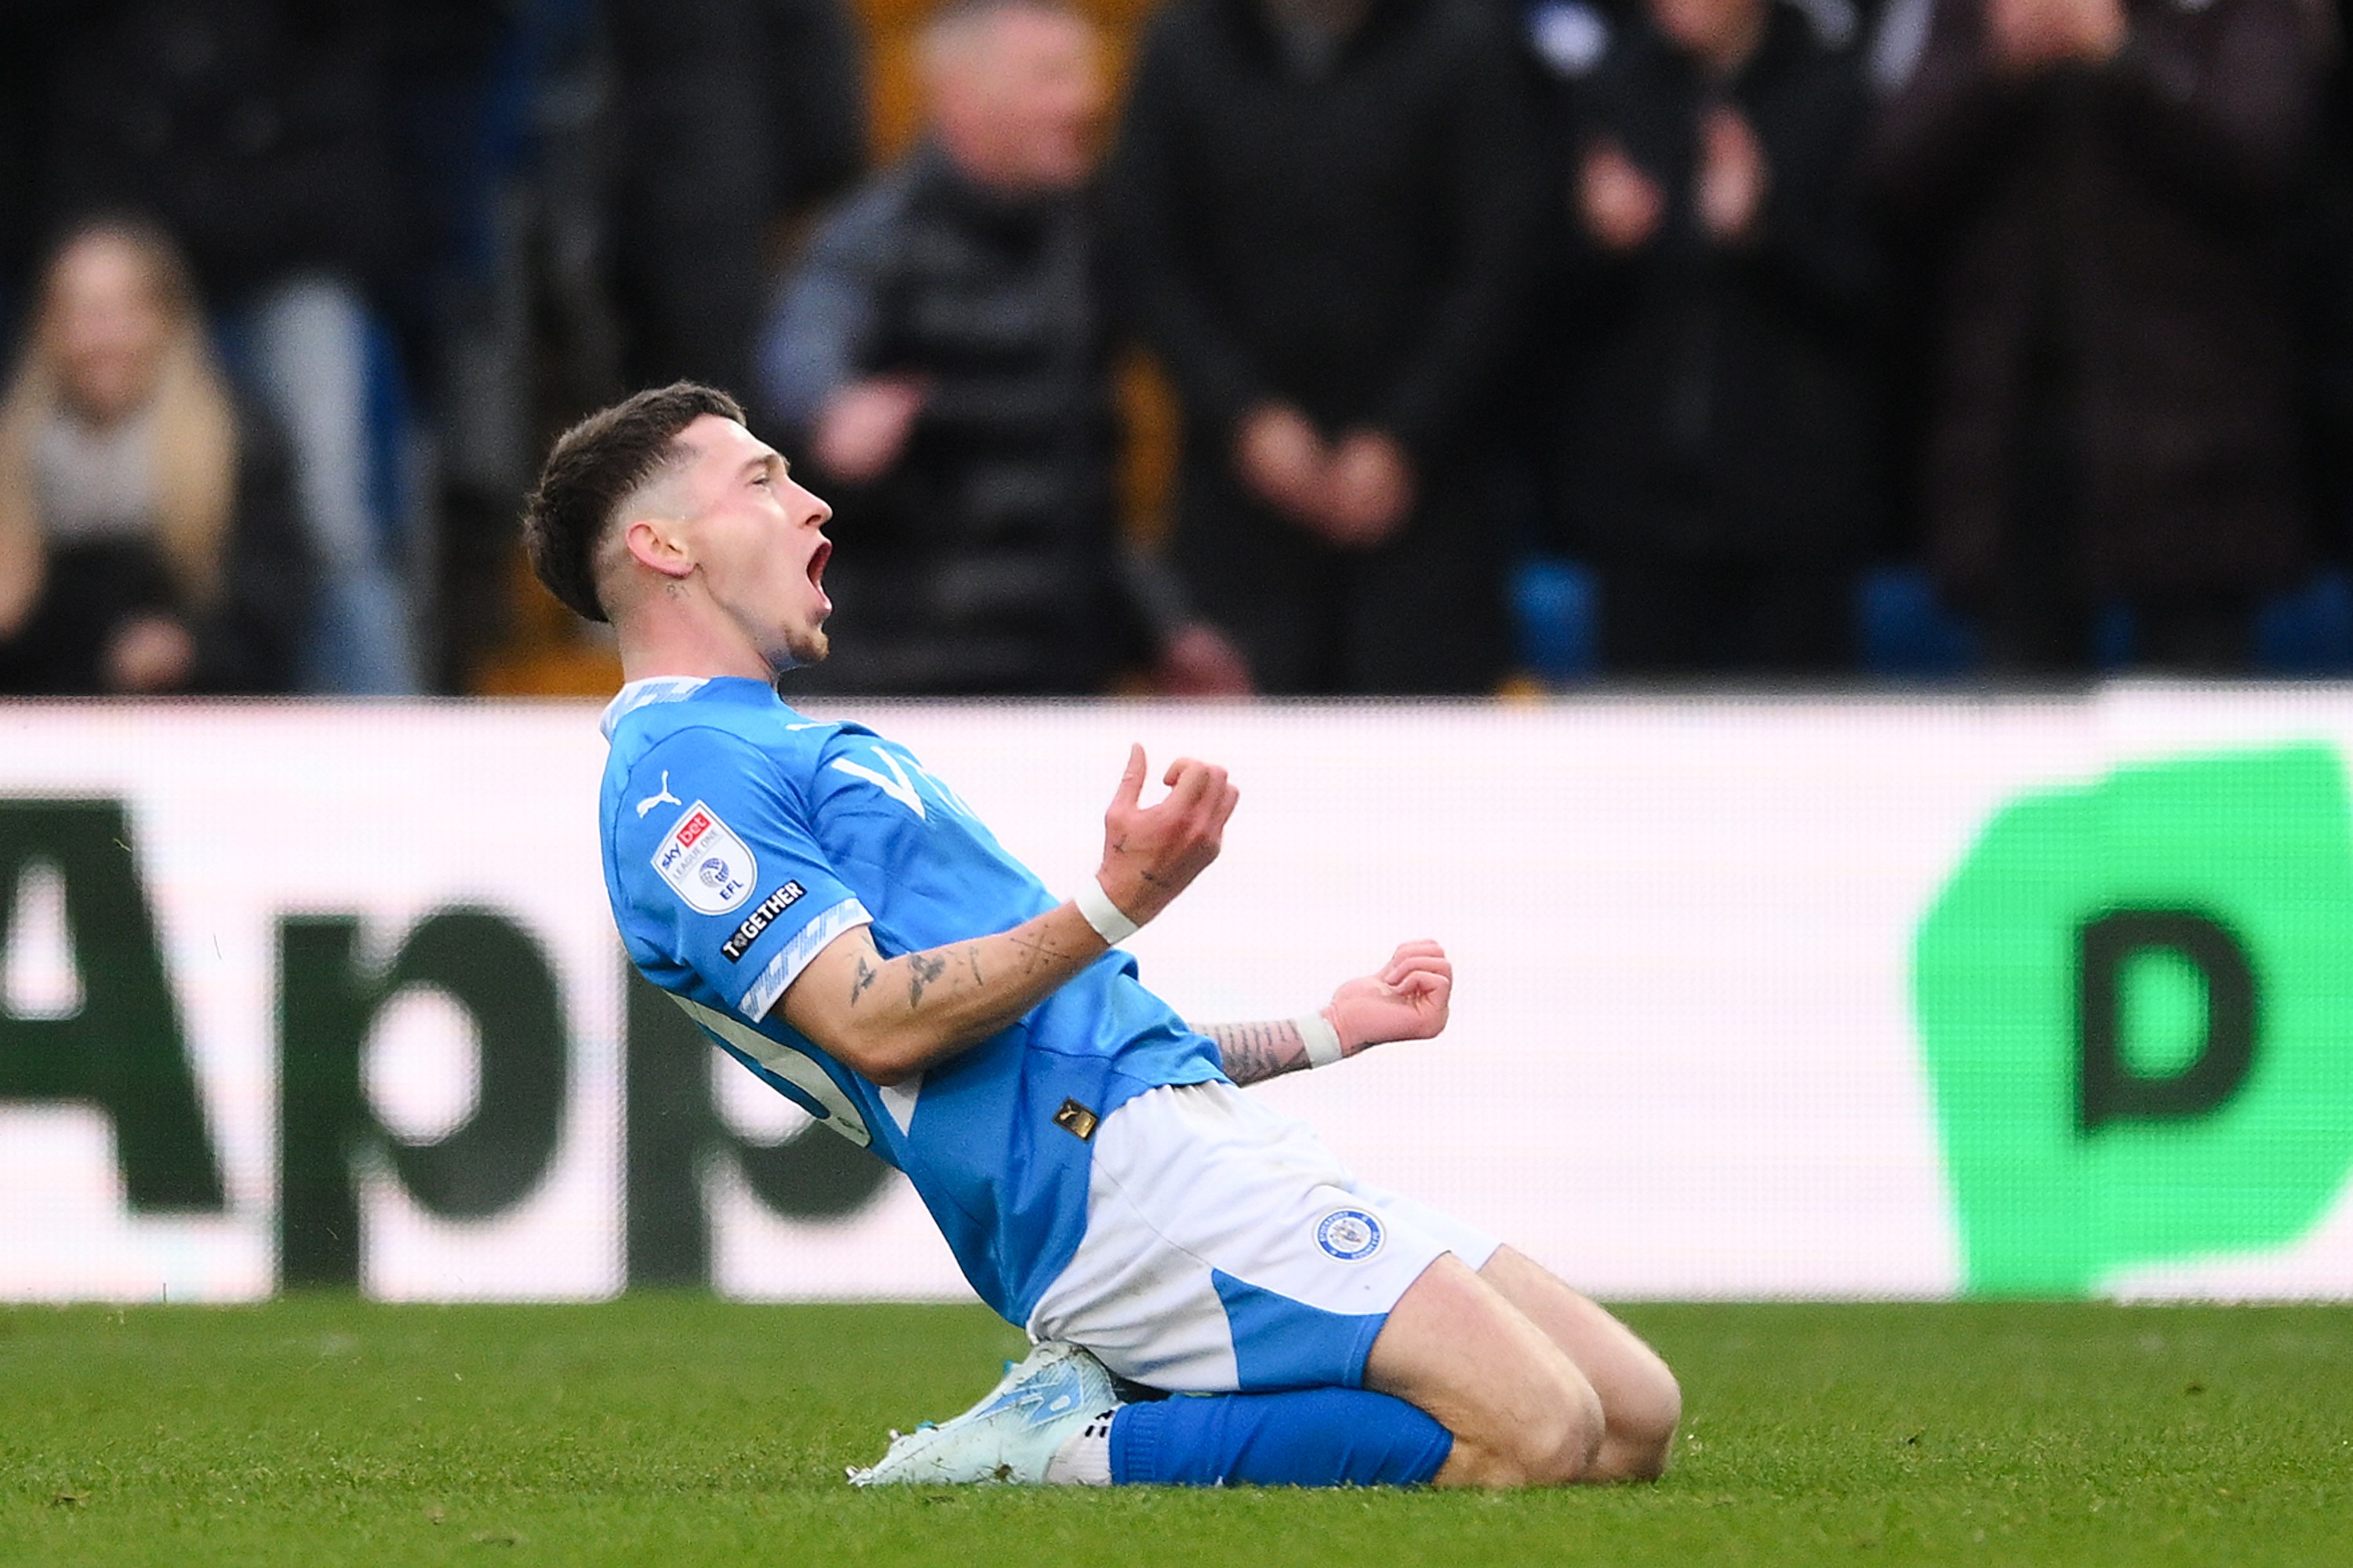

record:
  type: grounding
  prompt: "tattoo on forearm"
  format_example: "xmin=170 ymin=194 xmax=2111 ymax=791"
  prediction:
xmin=964 ymin=945 xmax=985 ymax=987
xmin=1202 ymin=1020 xmax=1307 ymax=1086
xmin=907 ymin=951 xmax=947 ymax=1007
xmin=850 ymin=955 xmax=879 ymax=1007
xmin=1009 ymin=928 xmax=1069 ymax=976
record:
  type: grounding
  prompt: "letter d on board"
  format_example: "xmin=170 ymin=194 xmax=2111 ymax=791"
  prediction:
xmin=1915 ymin=745 xmax=2353 ymax=1294
xmin=2078 ymin=909 xmax=2257 ymax=1133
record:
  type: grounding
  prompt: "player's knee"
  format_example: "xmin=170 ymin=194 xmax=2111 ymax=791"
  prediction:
xmin=1609 ymin=1361 xmax=1682 ymax=1482
xmin=1480 ymin=1368 xmax=1605 ymax=1488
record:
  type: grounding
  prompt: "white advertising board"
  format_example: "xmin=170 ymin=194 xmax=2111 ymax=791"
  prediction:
xmin=2 ymin=686 xmax=2351 ymax=1304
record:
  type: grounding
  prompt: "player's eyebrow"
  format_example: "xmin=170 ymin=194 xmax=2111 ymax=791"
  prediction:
xmin=740 ymin=451 xmax=790 ymax=484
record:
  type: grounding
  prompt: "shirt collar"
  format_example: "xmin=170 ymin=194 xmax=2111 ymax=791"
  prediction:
xmin=599 ymin=676 xmax=711 ymax=741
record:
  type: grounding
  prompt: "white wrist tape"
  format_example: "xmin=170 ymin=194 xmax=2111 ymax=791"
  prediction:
xmin=1296 ymin=1011 xmax=1344 ymax=1069
xmin=1074 ymin=877 xmax=1140 ymax=945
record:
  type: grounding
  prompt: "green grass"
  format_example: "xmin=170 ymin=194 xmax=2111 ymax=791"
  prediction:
xmin=3 ymin=1298 xmax=2348 ymax=1566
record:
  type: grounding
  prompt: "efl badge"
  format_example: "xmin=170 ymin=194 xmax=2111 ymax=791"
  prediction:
xmin=652 ymin=801 xmax=758 ymax=914
xmin=1316 ymin=1208 xmax=1385 ymax=1262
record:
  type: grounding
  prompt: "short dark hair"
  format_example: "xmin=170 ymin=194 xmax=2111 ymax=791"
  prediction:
xmin=522 ymin=381 xmax=746 ymax=622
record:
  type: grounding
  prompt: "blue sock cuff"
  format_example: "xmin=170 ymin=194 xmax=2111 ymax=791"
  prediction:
xmin=1108 ymin=1388 xmax=1453 ymax=1488
xmin=1108 ymin=1395 xmax=1162 ymax=1483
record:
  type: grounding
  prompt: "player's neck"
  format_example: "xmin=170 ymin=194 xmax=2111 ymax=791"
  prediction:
xmin=614 ymin=606 xmax=777 ymax=686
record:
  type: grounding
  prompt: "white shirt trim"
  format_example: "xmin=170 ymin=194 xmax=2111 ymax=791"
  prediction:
xmin=737 ymin=896 xmax=873 ymax=1021
xmin=600 ymin=676 xmax=711 ymax=740
xmin=669 ymin=993 xmax=871 ymax=1148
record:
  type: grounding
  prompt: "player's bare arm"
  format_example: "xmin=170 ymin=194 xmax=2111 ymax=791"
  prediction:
xmin=1199 ymin=940 xmax=1453 ymax=1086
xmin=780 ymin=745 xmax=1240 ymax=1084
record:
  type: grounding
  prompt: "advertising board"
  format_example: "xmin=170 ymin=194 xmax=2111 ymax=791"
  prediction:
xmin=4 ymin=688 xmax=2350 ymax=1301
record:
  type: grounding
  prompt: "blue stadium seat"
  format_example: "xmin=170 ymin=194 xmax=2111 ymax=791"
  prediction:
xmin=1511 ymin=555 xmax=1598 ymax=681
xmin=1856 ymin=566 xmax=1982 ymax=677
xmin=2255 ymin=571 xmax=2353 ymax=674
xmin=1522 ymin=558 xmax=2353 ymax=679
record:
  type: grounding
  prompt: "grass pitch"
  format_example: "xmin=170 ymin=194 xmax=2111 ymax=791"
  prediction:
xmin=3 ymin=1297 xmax=2348 ymax=1567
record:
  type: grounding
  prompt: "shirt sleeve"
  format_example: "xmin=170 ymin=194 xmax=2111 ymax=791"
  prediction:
xmin=612 ymin=727 xmax=873 ymax=1022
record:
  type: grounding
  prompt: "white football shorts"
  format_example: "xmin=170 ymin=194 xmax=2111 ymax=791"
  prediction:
xmin=1024 ymin=1079 xmax=1499 ymax=1394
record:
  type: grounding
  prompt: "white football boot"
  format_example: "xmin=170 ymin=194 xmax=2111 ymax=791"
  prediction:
xmin=848 ymin=1341 xmax=1119 ymax=1486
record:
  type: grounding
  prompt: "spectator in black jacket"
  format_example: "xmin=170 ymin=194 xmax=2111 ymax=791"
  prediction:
xmin=758 ymin=0 xmax=1251 ymax=696
xmin=1106 ymin=0 xmax=1540 ymax=694
xmin=0 ymin=220 xmax=309 ymax=694
xmin=1548 ymin=0 xmax=1880 ymax=673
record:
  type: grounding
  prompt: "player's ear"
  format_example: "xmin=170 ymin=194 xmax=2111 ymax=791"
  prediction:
xmin=622 ymin=515 xmax=695 ymax=580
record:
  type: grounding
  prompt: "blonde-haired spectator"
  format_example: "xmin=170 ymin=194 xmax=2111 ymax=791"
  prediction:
xmin=0 ymin=220 xmax=308 ymax=694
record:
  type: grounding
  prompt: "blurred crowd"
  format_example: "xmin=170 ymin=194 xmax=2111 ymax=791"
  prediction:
xmin=0 ymin=0 xmax=2347 ymax=697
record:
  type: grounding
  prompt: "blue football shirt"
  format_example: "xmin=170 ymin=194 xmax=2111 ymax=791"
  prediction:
xmin=599 ymin=675 xmax=1225 ymax=1322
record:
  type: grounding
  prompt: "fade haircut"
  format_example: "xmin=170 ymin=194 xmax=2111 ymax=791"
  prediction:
xmin=522 ymin=381 xmax=745 ymax=622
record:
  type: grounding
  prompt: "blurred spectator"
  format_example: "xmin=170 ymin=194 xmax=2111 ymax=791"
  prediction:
xmin=1106 ymin=0 xmax=1540 ymax=694
xmin=0 ymin=221 xmax=309 ymax=695
xmin=32 ymin=0 xmax=419 ymax=692
xmin=758 ymin=0 xmax=1252 ymax=696
xmin=1546 ymin=0 xmax=1880 ymax=673
xmin=1870 ymin=0 xmax=2333 ymax=673
xmin=607 ymin=0 xmax=867 ymax=405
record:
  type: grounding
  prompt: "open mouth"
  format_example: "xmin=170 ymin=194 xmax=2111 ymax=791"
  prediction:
xmin=807 ymin=539 xmax=833 ymax=609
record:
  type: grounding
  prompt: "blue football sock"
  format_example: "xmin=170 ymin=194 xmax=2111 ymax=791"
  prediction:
xmin=1107 ymin=1387 xmax=1453 ymax=1487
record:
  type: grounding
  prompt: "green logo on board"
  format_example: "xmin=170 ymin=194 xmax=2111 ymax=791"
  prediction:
xmin=1913 ymin=744 xmax=2353 ymax=1294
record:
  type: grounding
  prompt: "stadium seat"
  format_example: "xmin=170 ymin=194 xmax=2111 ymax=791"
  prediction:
xmin=1855 ymin=566 xmax=1982 ymax=677
xmin=2256 ymin=570 xmax=2353 ymax=674
xmin=1511 ymin=554 xmax=1599 ymax=682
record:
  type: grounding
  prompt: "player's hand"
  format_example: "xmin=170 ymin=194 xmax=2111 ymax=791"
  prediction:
xmin=1325 ymin=940 xmax=1453 ymax=1056
xmin=1097 ymin=744 xmax=1239 ymax=927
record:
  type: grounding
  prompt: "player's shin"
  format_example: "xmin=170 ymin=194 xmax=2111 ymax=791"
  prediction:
xmin=1105 ymin=1388 xmax=1453 ymax=1488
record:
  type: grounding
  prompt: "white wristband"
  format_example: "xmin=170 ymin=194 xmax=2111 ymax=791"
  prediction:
xmin=1296 ymin=1011 xmax=1344 ymax=1069
xmin=1074 ymin=877 xmax=1140 ymax=945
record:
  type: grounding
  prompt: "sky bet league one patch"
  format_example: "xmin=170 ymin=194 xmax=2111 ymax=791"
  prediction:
xmin=653 ymin=802 xmax=758 ymax=915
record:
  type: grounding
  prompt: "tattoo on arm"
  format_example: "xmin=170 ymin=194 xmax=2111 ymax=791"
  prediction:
xmin=1202 ymin=1020 xmax=1307 ymax=1086
xmin=906 ymin=951 xmax=947 ymax=1007
xmin=817 ymin=915 xmax=1089 ymax=1075
xmin=1009 ymin=928 xmax=1071 ymax=976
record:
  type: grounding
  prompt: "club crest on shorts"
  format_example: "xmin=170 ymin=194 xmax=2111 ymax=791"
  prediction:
xmin=1315 ymin=1208 xmax=1385 ymax=1262
xmin=651 ymin=800 xmax=758 ymax=914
